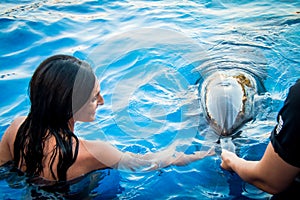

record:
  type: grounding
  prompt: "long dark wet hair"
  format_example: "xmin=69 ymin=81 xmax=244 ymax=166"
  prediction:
xmin=14 ymin=55 xmax=96 ymax=181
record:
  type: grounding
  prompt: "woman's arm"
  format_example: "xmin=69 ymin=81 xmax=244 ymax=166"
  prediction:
xmin=81 ymin=139 xmax=214 ymax=172
xmin=221 ymin=142 xmax=300 ymax=194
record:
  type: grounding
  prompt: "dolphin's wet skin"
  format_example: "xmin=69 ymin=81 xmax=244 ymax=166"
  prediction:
xmin=200 ymin=70 xmax=258 ymax=137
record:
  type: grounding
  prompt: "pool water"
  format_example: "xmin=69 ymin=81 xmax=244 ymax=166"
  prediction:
xmin=0 ymin=0 xmax=299 ymax=199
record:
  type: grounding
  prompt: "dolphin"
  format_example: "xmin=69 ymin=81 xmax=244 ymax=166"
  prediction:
xmin=199 ymin=70 xmax=262 ymax=137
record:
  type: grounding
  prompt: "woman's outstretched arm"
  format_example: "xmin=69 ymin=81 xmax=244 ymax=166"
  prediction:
xmin=81 ymin=139 xmax=214 ymax=172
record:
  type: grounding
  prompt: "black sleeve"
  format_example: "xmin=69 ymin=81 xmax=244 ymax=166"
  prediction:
xmin=270 ymin=80 xmax=300 ymax=168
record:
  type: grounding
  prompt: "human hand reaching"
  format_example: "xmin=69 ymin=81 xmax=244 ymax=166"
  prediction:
xmin=172 ymin=146 xmax=215 ymax=166
xmin=220 ymin=149 xmax=237 ymax=171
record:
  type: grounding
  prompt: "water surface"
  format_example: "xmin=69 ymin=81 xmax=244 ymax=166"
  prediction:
xmin=0 ymin=0 xmax=299 ymax=199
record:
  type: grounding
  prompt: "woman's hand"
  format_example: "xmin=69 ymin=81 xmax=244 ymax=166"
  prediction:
xmin=172 ymin=146 xmax=215 ymax=166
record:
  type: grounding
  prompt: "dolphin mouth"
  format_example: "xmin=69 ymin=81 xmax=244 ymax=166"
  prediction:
xmin=200 ymin=71 xmax=256 ymax=137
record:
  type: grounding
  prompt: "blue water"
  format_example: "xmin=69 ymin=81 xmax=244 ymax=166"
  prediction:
xmin=0 ymin=0 xmax=299 ymax=199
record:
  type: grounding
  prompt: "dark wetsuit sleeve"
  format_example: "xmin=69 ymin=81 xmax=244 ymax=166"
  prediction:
xmin=270 ymin=80 xmax=300 ymax=168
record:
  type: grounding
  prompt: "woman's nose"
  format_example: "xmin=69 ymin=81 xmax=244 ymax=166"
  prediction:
xmin=98 ymin=94 xmax=104 ymax=105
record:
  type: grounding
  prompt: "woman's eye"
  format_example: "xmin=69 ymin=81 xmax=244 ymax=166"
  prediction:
xmin=92 ymin=93 xmax=100 ymax=102
xmin=92 ymin=97 xmax=97 ymax=102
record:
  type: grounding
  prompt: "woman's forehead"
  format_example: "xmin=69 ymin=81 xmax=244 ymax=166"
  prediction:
xmin=93 ymin=80 xmax=100 ymax=92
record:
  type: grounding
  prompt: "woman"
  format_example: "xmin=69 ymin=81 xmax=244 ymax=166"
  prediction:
xmin=220 ymin=79 xmax=300 ymax=199
xmin=0 ymin=54 xmax=213 ymax=182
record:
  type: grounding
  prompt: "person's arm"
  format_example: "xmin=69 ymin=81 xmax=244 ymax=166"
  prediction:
xmin=81 ymin=139 xmax=214 ymax=172
xmin=117 ymin=145 xmax=215 ymax=172
xmin=221 ymin=142 xmax=300 ymax=194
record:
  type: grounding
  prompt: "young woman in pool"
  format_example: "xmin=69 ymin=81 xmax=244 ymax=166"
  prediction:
xmin=0 ymin=54 xmax=213 ymax=181
xmin=220 ymin=79 xmax=300 ymax=199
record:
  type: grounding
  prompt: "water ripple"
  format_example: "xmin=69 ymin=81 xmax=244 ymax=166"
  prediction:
xmin=0 ymin=0 xmax=299 ymax=199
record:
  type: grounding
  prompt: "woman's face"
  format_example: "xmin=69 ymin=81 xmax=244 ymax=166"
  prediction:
xmin=73 ymin=80 xmax=104 ymax=122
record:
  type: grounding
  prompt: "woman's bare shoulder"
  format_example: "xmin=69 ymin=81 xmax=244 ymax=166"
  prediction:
xmin=12 ymin=116 xmax=26 ymax=125
xmin=2 ymin=116 xmax=26 ymax=142
xmin=9 ymin=116 xmax=26 ymax=130
xmin=0 ymin=116 xmax=26 ymax=165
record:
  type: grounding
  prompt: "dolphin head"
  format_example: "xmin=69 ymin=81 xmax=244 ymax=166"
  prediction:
xmin=200 ymin=71 xmax=257 ymax=136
